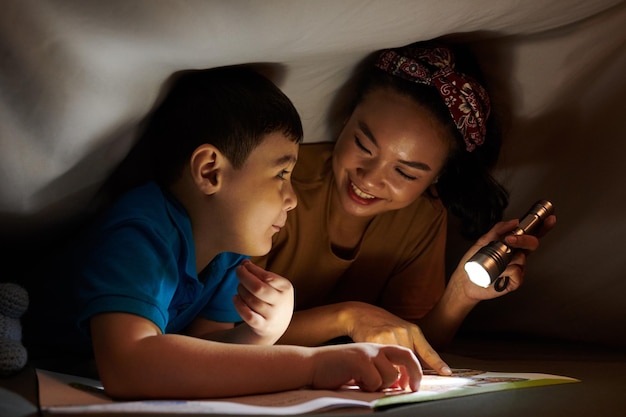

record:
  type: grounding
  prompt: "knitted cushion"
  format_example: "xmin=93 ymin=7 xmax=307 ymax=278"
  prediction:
xmin=0 ymin=340 xmax=28 ymax=376
xmin=0 ymin=282 xmax=29 ymax=376
xmin=0 ymin=315 xmax=21 ymax=341
xmin=0 ymin=283 xmax=29 ymax=318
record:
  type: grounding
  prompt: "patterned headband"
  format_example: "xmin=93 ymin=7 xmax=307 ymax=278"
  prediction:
xmin=374 ymin=45 xmax=490 ymax=152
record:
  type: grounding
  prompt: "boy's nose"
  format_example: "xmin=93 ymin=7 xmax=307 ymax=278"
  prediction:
xmin=284 ymin=183 xmax=298 ymax=211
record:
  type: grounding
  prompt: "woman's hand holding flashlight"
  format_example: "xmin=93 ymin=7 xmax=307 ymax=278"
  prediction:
xmin=458 ymin=211 xmax=556 ymax=300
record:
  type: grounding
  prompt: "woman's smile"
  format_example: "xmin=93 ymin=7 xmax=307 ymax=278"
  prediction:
xmin=348 ymin=180 xmax=379 ymax=203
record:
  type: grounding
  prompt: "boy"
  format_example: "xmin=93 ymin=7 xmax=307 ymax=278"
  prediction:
xmin=25 ymin=66 xmax=421 ymax=399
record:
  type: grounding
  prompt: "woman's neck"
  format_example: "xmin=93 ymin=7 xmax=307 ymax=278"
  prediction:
xmin=327 ymin=187 xmax=373 ymax=258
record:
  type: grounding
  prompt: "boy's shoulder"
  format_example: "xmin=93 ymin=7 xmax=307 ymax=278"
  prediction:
xmin=100 ymin=182 xmax=187 ymax=232
xmin=109 ymin=182 xmax=165 ymax=216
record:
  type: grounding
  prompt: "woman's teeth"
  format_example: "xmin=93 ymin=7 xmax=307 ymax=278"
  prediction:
xmin=351 ymin=182 xmax=375 ymax=199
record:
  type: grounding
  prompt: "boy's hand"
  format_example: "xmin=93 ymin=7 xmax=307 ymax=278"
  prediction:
xmin=233 ymin=260 xmax=294 ymax=344
xmin=310 ymin=343 xmax=422 ymax=393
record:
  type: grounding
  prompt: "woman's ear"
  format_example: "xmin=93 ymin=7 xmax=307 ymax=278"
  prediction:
xmin=189 ymin=144 xmax=225 ymax=195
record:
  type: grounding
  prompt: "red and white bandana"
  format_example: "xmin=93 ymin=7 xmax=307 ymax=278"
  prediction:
xmin=375 ymin=45 xmax=490 ymax=152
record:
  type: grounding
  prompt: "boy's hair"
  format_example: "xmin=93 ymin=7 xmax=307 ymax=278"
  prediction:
xmin=144 ymin=66 xmax=303 ymax=187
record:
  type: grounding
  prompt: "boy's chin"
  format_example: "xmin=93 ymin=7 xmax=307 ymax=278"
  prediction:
xmin=245 ymin=244 xmax=272 ymax=258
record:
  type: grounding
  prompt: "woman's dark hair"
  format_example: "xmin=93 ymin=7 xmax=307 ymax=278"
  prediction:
xmin=143 ymin=65 xmax=303 ymax=187
xmin=350 ymin=42 xmax=508 ymax=239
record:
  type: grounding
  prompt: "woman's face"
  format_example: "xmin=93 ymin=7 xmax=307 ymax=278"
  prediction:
xmin=332 ymin=87 xmax=451 ymax=218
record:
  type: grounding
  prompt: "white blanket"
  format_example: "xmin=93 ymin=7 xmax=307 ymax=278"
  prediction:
xmin=2 ymin=0 xmax=625 ymax=347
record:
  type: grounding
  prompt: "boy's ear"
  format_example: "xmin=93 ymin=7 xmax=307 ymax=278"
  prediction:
xmin=189 ymin=144 xmax=225 ymax=195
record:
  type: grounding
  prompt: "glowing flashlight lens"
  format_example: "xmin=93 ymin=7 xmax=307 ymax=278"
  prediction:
xmin=464 ymin=261 xmax=491 ymax=288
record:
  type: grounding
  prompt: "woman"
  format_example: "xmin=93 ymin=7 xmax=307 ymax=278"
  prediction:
xmin=254 ymin=41 xmax=556 ymax=375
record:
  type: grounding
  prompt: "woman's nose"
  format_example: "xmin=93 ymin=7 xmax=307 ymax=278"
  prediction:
xmin=357 ymin=161 xmax=386 ymax=189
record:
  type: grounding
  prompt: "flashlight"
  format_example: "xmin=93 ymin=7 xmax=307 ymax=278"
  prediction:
xmin=464 ymin=199 xmax=554 ymax=288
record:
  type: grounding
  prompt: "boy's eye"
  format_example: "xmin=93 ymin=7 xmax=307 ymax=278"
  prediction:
xmin=354 ymin=136 xmax=371 ymax=154
xmin=278 ymin=169 xmax=290 ymax=180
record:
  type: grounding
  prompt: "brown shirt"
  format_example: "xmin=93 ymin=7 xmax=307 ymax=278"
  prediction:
xmin=254 ymin=142 xmax=447 ymax=321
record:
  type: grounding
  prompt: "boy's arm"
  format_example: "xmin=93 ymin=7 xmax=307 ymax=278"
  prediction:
xmin=90 ymin=312 xmax=422 ymax=399
xmin=183 ymin=317 xmax=272 ymax=345
xmin=91 ymin=312 xmax=308 ymax=399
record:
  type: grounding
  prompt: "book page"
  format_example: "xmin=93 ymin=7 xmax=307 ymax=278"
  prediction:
xmin=374 ymin=369 xmax=579 ymax=409
xmin=38 ymin=368 xmax=579 ymax=415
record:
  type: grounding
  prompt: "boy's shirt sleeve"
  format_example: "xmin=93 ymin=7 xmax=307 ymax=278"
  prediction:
xmin=74 ymin=182 xmax=244 ymax=336
xmin=76 ymin=223 xmax=245 ymax=335
xmin=76 ymin=219 xmax=182 ymax=335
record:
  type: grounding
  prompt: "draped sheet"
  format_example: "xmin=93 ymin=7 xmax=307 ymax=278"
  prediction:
xmin=2 ymin=0 xmax=625 ymax=346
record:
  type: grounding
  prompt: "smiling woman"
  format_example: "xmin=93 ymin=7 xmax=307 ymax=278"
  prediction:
xmin=253 ymin=40 xmax=555 ymax=375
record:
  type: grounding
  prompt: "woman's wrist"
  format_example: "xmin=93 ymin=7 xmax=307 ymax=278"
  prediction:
xmin=445 ymin=270 xmax=480 ymax=312
xmin=279 ymin=303 xmax=358 ymax=346
xmin=336 ymin=301 xmax=369 ymax=339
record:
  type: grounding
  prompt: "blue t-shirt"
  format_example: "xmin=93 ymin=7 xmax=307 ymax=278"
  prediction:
xmin=77 ymin=182 xmax=244 ymax=336
xmin=26 ymin=182 xmax=245 ymax=359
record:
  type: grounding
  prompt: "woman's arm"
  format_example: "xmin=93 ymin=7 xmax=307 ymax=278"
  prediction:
xmin=277 ymin=303 xmax=356 ymax=346
xmin=418 ymin=215 xmax=557 ymax=347
xmin=279 ymin=302 xmax=452 ymax=376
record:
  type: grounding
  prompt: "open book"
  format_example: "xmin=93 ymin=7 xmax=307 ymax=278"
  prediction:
xmin=38 ymin=368 xmax=579 ymax=415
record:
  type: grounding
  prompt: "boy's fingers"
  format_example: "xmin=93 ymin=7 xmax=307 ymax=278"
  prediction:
xmin=383 ymin=347 xmax=422 ymax=391
xmin=236 ymin=263 xmax=270 ymax=298
xmin=242 ymin=261 xmax=293 ymax=292
xmin=235 ymin=283 xmax=255 ymax=306
xmin=241 ymin=260 xmax=271 ymax=281
xmin=232 ymin=295 xmax=264 ymax=326
xmin=395 ymin=366 xmax=411 ymax=391
xmin=236 ymin=282 xmax=273 ymax=318
xmin=376 ymin=363 xmax=403 ymax=391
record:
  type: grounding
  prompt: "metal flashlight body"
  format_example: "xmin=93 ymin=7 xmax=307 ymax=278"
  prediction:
xmin=464 ymin=200 xmax=554 ymax=288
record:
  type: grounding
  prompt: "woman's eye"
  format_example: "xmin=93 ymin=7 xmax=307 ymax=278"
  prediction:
xmin=354 ymin=137 xmax=371 ymax=154
xmin=396 ymin=169 xmax=417 ymax=181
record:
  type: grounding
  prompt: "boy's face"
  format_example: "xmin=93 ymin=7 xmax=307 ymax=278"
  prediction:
xmin=216 ymin=132 xmax=298 ymax=256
